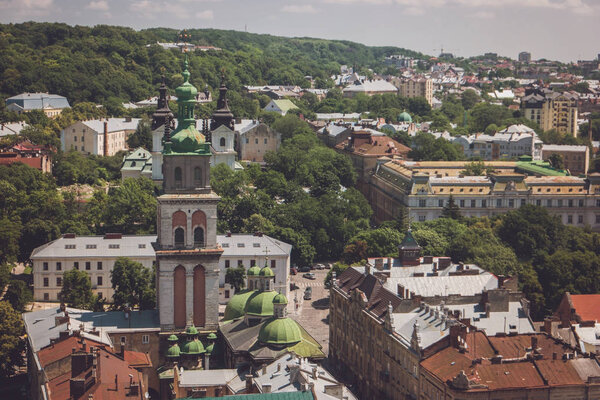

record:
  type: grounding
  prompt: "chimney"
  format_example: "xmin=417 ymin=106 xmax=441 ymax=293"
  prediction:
xmin=245 ymin=375 xmax=253 ymax=392
xmin=262 ymin=384 xmax=272 ymax=393
xmin=262 ymin=365 xmax=267 ymax=375
xmin=312 ymin=367 xmax=318 ymax=380
xmin=531 ymin=336 xmax=538 ymax=352
xmin=497 ymin=275 xmax=506 ymax=289
xmin=553 ymin=352 xmax=557 ymax=360
xmin=365 ymin=264 xmax=371 ymax=275
xmin=103 ymin=121 xmax=108 ymax=157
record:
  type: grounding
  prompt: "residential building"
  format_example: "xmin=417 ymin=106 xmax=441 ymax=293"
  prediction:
xmin=519 ymin=51 xmax=532 ymax=63
xmin=30 ymin=233 xmax=156 ymax=302
xmin=218 ymin=233 xmax=291 ymax=300
xmin=398 ymin=77 xmax=433 ymax=106
xmin=316 ymin=124 xmax=352 ymax=147
xmin=236 ymin=120 xmax=281 ymax=163
xmin=0 ymin=140 xmax=53 ymax=173
xmin=335 ymin=128 xmax=410 ymax=196
xmin=263 ymin=99 xmax=299 ymax=116
xmin=5 ymin=92 xmax=70 ymax=117
xmin=368 ymin=158 xmax=600 ymax=229
xmin=552 ymin=292 xmax=600 ymax=354
xmin=171 ymin=368 xmax=242 ymax=398
xmin=314 ymin=113 xmax=361 ymax=122
xmin=329 ymin=232 xmax=534 ymax=400
xmin=121 ymin=147 xmax=153 ymax=180
xmin=522 ymin=88 xmax=579 ymax=136
xmin=0 ymin=121 xmax=28 ymax=137
xmin=209 ymin=77 xmax=241 ymax=170
xmin=60 ymin=117 xmax=140 ymax=156
xmin=23 ymin=306 xmax=160 ymax=399
xmin=542 ymin=144 xmax=589 ymax=175
xmin=342 ymin=79 xmax=398 ymax=98
xmin=450 ymin=124 xmax=542 ymax=160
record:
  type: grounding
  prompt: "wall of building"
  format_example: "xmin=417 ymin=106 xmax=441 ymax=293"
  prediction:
xmin=238 ymin=124 xmax=280 ymax=163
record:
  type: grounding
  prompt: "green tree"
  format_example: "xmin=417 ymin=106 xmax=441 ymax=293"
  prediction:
xmin=325 ymin=262 xmax=349 ymax=288
xmin=409 ymin=133 xmax=463 ymax=161
xmin=126 ymin=117 xmax=152 ymax=150
xmin=441 ymin=195 xmax=461 ymax=220
xmin=461 ymin=89 xmax=480 ymax=110
xmin=102 ymin=178 xmax=157 ymax=234
xmin=0 ymin=301 xmax=24 ymax=378
xmin=225 ymin=266 xmax=246 ymax=292
xmin=547 ymin=153 xmax=565 ymax=170
xmin=341 ymin=240 xmax=368 ymax=265
xmin=349 ymin=228 xmax=403 ymax=257
xmin=4 ymin=280 xmax=32 ymax=312
xmin=460 ymin=161 xmax=495 ymax=176
xmin=60 ymin=269 xmax=96 ymax=309
xmin=111 ymin=257 xmax=155 ymax=310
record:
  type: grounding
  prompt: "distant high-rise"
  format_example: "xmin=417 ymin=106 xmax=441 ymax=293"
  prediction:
xmin=518 ymin=51 xmax=532 ymax=63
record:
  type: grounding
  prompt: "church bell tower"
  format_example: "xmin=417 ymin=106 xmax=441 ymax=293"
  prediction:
xmin=154 ymin=55 xmax=223 ymax=331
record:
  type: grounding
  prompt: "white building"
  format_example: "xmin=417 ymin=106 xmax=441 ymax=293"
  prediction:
xmin=120 ymin=147 xmax=152 ymax=180
xmin=61 ymin=118 xmax=140 ymax=156
xmin=263 ymin=99 xmax=299 ymax=116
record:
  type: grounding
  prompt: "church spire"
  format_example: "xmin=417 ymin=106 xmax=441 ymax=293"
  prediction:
xmin=152 ymin=70 xmax=174 ymax=131
xmin=210 ymin=70 xmax=234 ymax=131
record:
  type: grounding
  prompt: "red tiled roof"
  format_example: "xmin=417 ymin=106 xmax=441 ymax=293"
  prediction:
xmin=38 ymin=336 xmax=108 ymax=367
xmin=476 ymin=362 xmax=544 ymax=390
xmin=124 ymin=350 xmax=151 ymax=367
xmin=570 ymin=294 xmax=600 ymax=322
xmin=487 ymin=334 xmax=569 ymax=359
xmin=535 ymin=359 xmax=583 ymax=386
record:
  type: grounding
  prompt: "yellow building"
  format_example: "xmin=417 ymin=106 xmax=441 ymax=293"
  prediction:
xmin=60 ymin=118 xmax=140 ymax=156
xmin=398 ymin=77 xmax=433 ymax=106
xmin=522 ymin=89 xmax=578 ymax=136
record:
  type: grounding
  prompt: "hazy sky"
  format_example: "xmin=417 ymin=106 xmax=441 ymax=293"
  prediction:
xmin=0 ymin=0 xmax=598 ymax=63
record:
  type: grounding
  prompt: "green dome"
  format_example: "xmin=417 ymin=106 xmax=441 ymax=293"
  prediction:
xmin=175 ymin=57 xmax=198 ymax=100
xmin=259 ymin=266 xmax=274 ymax=277
xmin=398 ymin=111 xmax=412 ymax=123
xmin=170 ymin=127 xmax=206 ymax=153
xmin=223 ymin=289 xmax=256 ymax=321
xmin=181 ymin=338 xmax=205 ymax=355
xmin=207 ymin=332 xmax=217 ymax=340
xmin=245 ymin=290 xmax=278 ymax=317
xmin=205 ymin=343 xmax=214 ymax=354
xmin=258 ymin=317 xmax=302 ymax=346
xmin=247 ymin=266 xmax=261 ymax=276
xmin=273 ymin=293 xmax=288 ymax=305
xmin=167 ymin=334 xmax=179 ymax=342
xmin=166 ymin=343 xmax=181 ymax=358
xmin=185 ymin=325 xmax=199 ymax=336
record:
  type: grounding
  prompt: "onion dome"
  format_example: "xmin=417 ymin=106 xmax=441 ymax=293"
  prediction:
xmin=223 ymin=289 xmax=256 ymax=321
xmin=181 ymin=338 xmax=205 ymax=355
xmin=247 ymin=266 xmax=261 ymax=276
xmin=205 ymin=342 xmax=214 ymax=354
xmin=245 ymin=290 xmax=278 ymax=317
xmin=259 ymin=266 xmax=274 ymax=277
xmin=397 ymin=111 xmax=412 ymax=123
xmin=185 ymin=325 xmax=199 ymax=336
xmin=207 ymin=333 xmax=217 ymax=340
xmin=258 ymin=317 xmax=302 ymax=346
xmin=273 ymin=293 xmax=288 ymax=305
xmin=166 ymin=342 xmax=181 ymax=358
xmin=167 ymin=334 xmax=179 ymax=342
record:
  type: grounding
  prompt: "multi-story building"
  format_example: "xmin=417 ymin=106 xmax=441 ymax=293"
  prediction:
xmin=0 ymin=140 xmax=53 ymax=173
xmin=335 ymin=128 xmax=410 ymax=196
xmin=518 ymin=51 xmax=532 ymax=63
xmin=542 ymin=144 xmax=589 ymax=175
xmin=5 ymin=92 xmax=70 ymax=117
xmin=342 ymin=79 xmax=398 ymax=98
xmin=369 ymin=158 xmax=600 ymax=229
xmin=522 ymin=88 xmax=579 ymax=136
xmin=31 ymin=233 xmax=156 ymax=302
xmin=60 ymin=117 xmax=140 ymax=156
xmin=398 ymin=77 xmax=433 ymax=106
xmin=236 ymin=119 xmax=281 ymax=164
xmin=120 ymin=147 xmax=153 ymax=180
xmin=329 ymin=233 xmax=534 ymax=400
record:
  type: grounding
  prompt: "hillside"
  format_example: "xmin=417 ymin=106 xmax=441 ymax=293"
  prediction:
xmin=0 ymin=22 xmax=422 ymax=107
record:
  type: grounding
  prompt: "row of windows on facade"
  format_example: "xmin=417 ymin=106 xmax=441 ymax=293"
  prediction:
xmin=63 ymin=244 xmax=146 ymax=250
xmin=174 ymin=167 xmax=202 ymax=185
xmin=174 ymin=226 xmax=204 ymax=247
xmin=418 ymin=198 xmax=595 ymax=208
xmin=43 ymin=261 xmax=107 ymax=271
xmin=223 ymin=259 xmax=277 ymax=269
xmin=43 ymin=275 xmax=103 ymax=287
xmin=416 ymin=213 xmax=597 ymax=224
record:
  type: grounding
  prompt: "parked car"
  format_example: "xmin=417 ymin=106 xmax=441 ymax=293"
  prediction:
xmin=325 ymin=263 xmax=332 ymax=269
xmin=314 ymin=263 xmax=325 ymax=270
xmin=304 ymin=287 xmax=312 ymax=300
xmin=299 ymin=266 xmax=311 ymax=273
xmin=303 ymin=272 xmax=316 ymax=280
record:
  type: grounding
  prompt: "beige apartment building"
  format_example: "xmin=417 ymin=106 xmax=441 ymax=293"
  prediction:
xmin=522 ymin=89 xmax=578 ymax=136
xmin=398 ymin=77 xmax=434 ymax=105
xmin=236 ymin=120 xmax=281 ymax=163
xmin=61 ymin=118 xmax=140 ymax=156
xmin=542 ymin=144 xmax=589 ymax=175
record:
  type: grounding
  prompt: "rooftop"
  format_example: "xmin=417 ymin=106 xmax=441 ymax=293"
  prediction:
xmin=570 ymin=294 xmax=600 ymax=323
xmin=78 ymin=118 xmax=141 ymax=134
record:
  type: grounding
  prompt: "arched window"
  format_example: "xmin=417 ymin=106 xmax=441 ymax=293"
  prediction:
xmin=194 ymin=227 xmax=204 ymax=248
xmin=174 ymin=227 xmax=185 ymax=248
xmin=220 ymin=137 xmax=226 ymax=147
xmin=174 ymin=167 xmax=182 ymax=187
xmin=194 ymin=167 xmax=202 ymax=184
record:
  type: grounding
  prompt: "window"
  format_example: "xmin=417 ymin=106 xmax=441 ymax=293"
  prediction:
xmin=56 ymin=262 xmax=62 ymax=271
xmin=220 ymin=137 xmax=226 ymax=147
xmin=459 ymin=200 xmax=465 ymax=207
xmin=419 ymin=199 xmax=426 ymax=207
xmin=65 ymin=244 xmax=76 ymax=249
xmin=255 ymin=138 xmax=258 ymax=144
xmin=237 ymin=243 xmax=245 ymax=248
xmin=250 ymin=259 xmax=256 ymax=267
xmin=225 ymin=260 xmax=230 ymax=268
xmin=264 ymin=138 xmax=268 ymax=144
xmin=43 ymin=262 xmax=48 ymax=271
xmin=86 ymin=244 xmax=97 ymax=249
xmin=253 ymin=243 xmax=260 ymax=248
xmin=438 ymin=199 xmax=444 ymax=207
xmin=174 ymin=167 xmax=182 ymax=185
xmin=508 ymin=199 xmax=515 ymax=208
xmin=97 ymin=276 xmax=103 ymax=286
xmin=85 ymin=261 xmax=91 ymax=270
xmin=98 ymin=292 xmax=103 ymax=299
xmin=120 ymin=336 xmax=126 ymax=345
xmin=142 ymin=335 xmax=149 ymax=344
xmin=568 ymin=199 xmax=574 ymax=207
xmin=578 ymin=215 xmax=583 ymax=224
xmin=174 ymin=227 xmax=185 ymax=248
xmin=536 ymin=199 xmax=541 ymax=206
xmin=194 ymin=167 xmax=202 ymax=184
xmin=74 ymin=136 xmax=77 ymax=142
xmin=567 ymin=215 xmax=573 ymax=224
xmin=225 ymin=290 xmax=230 ymax=298
xmin=238 ymin=260 xmax=243 ymax=267
xmin=245 ymin=138 xmax=249 ymax=144
xmin=194 ymin=227 xmax=204 ymax=247
xmin=520 ymin=199 xmax=525 ymax=207
xmin=596 ymin=215 xmax=600 ymax=224
xmin=547 ymin=199 xmax=552 ymax=207
xmin=597 ymin=199 xmax=600 ymax=207
xmin=81 ymin=145 xmax=85 ymax=152
xmin=418 ymin=215 xmax=426 ymax=222
xmin=271 ymin=259 xmax=276 ymax=269
xmin=57 ymin=277 xmax=62 ymax=287
xmin=222 ymin=243 xmax=229 ymax=248
xmin=43 ymin=277 xmax=49 ymax=287
xmin=558 ymin=199 xmax=563 ymax=207
xmin=44 ymin=293 xmax=49 ymax=301
xmin=579 ymin=199 xmax=584 ymax=207
xmin=97 ymin=262 xmax=102 ymax=270
xmin=470 ymin=200 xmax=476 ymax=208
xmin=74 ymin=262 xmax=79 ymax=270
xmin=139 ymin=244 xmax=146 ymax=249
xmin=108 ymin=244 xmax=120 ymax=249
xmin=496 ymin=199 xmax=502 ymax=208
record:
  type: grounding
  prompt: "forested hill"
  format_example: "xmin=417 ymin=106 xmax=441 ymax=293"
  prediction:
xmin=0 ymin=22 xmax=423 ymax=106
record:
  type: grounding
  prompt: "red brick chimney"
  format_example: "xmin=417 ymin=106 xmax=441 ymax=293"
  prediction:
xmin=103 ymin=121 xmax=109 ymax=157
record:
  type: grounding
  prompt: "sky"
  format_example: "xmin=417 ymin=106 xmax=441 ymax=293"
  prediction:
xmin=0 ymin=0 xmax=598 ymax=63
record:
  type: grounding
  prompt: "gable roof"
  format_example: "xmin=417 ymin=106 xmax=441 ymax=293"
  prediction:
xmin=268 ymin=100 xmax=299 ymax=113
xmin=570 ymin=294 xmax=600 ymax=323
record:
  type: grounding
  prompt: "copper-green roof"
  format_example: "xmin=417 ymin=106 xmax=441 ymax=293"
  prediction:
xmin=167 ymin=334 xmax=179 ymax=342
xmin=181 ymin=338 xmax=205 ymax=355
xmin=398 ymin=111 xmax=412 ymax=123
xmin=273 ymin=293 xmax=288 ymax=305
xmin=223 ymin=289 xmax=256 ymax=321
xmin=166 ymin=343 xmax=181 ymax=358
xmin=185 ymin=325 xmax=199 ymax=335
xmin=399 ymin=230 xmax=420 ymax=249
xmin=207 ymin=332 xmax=217 ymax=340
xmin=247 ymin=266 xmax=261 ymax=276
xmin=258 ymin=317 xmax=302 ymax=345
xmin=516 ymin=160 xmax=568 ymax=176
xmin=259 ymin=266 xmax=274 ymax=277
xmin=245 ymin=290 xmax=278 ymax=317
